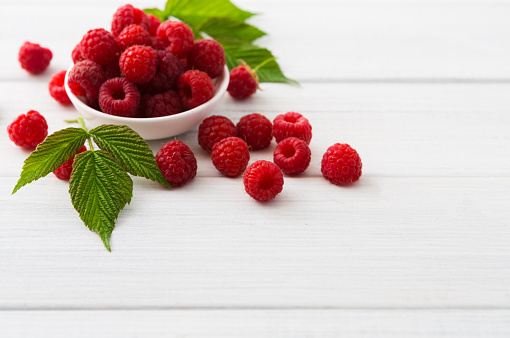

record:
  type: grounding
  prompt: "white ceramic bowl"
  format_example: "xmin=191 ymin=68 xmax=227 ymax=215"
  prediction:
xmin=64 ymin=65 xmax=229 ymax=140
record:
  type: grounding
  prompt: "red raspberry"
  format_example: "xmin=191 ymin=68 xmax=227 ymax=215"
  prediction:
xmin=117 ymin=24 xmax=152 ymax=51
xmin=53 ymin=145 xmax=87 ymax=180
xmin=227 ymin=62 xmax=258 ymax=100
xmin=119 ymin=45 xmax=158 ymax=84
xmin=321 ymin=143 xmax=362 ymax=185
xmin=177 ymin=70 xmax=214 ymax=110
xmin=80 ymin=28 xmax=118 ymax=66
xmin=243 ymin=160 xmax=284 ymax=201
xmin=156 ymin=140 xmax=197 ymax=187
xmin=48 ymin=70 xmax=71 ymax=105
xmin=236 ymin=113 xmax=273 ymax=150
xmin=198 ymin=115 xmax=237 ymax=153
xmin=71 ymin=42 xmax=84 ymax=64
xmin=156 ymin=20 xmax=194 ymax=57
xmin=18 ymin=41 xmax=52 ymax=74
xmin=147 ymin=14 xmax=161 ymax=36
xmin=140 ymin=90 xmax=181 ymax=118
xmin=211 ymin=137 xmax=250 ymax=177
xmin=140 ymin=49 xmax=183 ymax=94
xmin=102 ymin=58 xmax=121 ymax=79
xmin=111 ymin=4 xmax=150 ymax=37
xmin=7 ymin=110 xmax=48 ymax=149
xmin=188 ymin=39 xmax=225 ymax=78
xmin=273 ymin=112 xmax=312 ymax=145
xmin=98 ymin=77 xmax=140 ymax=117
xmin=273 ymin=137 xmax=311 ymax=175
xmin=67 ymin=60 xmax=107 ymax=108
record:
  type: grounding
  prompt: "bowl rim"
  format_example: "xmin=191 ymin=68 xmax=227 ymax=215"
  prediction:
xmin=64 ymin=64 xmax=229 ymax=124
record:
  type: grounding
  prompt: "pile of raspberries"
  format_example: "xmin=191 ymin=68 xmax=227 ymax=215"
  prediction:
xmin=67 ymin=4 xmax=226 ymax=118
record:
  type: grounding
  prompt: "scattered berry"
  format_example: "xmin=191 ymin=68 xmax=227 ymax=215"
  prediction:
xmin=243 ymin=160 xmax=284 ymax=201
xmin=99 ymin=77 xmax=140 ymax=117
xmin=67 ymin=59 xmax=107 ymax=107
xmin=18 ymin=41 xmax=52 ymax=74
xmin=227 ymin=62 xmax=258 ymax=100
xmin=147 ymin=14 xmax=161 ymax=36
xmin=53 ymin=146 xmax=87 ymax=180
xmin=140 ymin=90 xmax=181 ymax=118
xmin=177 ymin=70 xmax=214 ymax=109
xmin=198 ymin=115 xmax=237 ymax=153
xmin=7 ymin=110 xmax=48 ymax=149
xmin=156 ymin=140 xmax=197 ymax=187
xmin=188 ymin=39 xmax=225 ymax=78
xmin=321 ymin=143 xmax=362 ymax=185
xmin=48 ymin=70 xmax=71 ymax=105
xmin=119 ymin=45 xmax=158 ymax=84
xmin=236 ymin=113 xmax=273 ymax=150
xmin=211 ymin=137 xmax=250 ymax=177
xmin=273 ymin=112 xmax=312 ymax=145
xmin=156 ymin=20 xmax=194 ymax=57
xmin=80 ymin=28 xmax=118 ymax=66
xmin=273 ymin=137 xmax=311 ymax=175
xmin=111 ymin=4 xmax=150 ymax=37
xmin=117 ymin=24 xmax=152 ymax=51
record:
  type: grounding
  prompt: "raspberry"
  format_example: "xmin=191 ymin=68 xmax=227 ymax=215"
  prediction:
xmin=48 ymin=70 xmax=71 ymax=105
xmin=67 ymin=59 xmax=107 ymax=107
xmin=211 ymin=137 xmax=250 ymax=177
xmin=139 ymin=49 xmax=183 ymax=94
xmin=80 ymin=28 xmax=118 ymax=66
xmin=140 ymin=90 xmax=181 ymax=118
xmin=156 ymin=20 xmax=194 ymax=57
xmin=188 ymin=39 xmax=225 ymax=78
xmin=53 ymin=145 xmax=87 ymax=180
xmin=227 ymin=62 xmax=258 ymax=100
xmin=243 ymin=160 xmax=284 ymax=201
xmin=99 ymin=77 xmax=140 ymax=117
xmin=119 ymin=45 xmax=158 ymax=84
xmin=273 ymin=137 xmax=311 ymax=175
xmin=102 ymin=58 xmax=121 ymax=79
xmin=117 ymin=24 xmax=152 ymax=51
xmin=321 ymin=143 xmax=362 ymax=185
xmin=147 ymin=14 xmax=161 ymax=36
xmin=7 ymin=110 xmax=48 ymax=149
xmin=111 ymin=4 xmax=150 ymax=37
xmin=18 ymin=41 xmax=52 ymax=74
xmin=198 ymin=115 xmax=237 ymax=153
xmin=177 ymin=70 xmax=214 ymax=109
xmin=156 ymin=140 xmax=197 ymax=187
xmin=236 ymin=113 xmax=273 ymax=150
xmin=273 ymin=112 xmax=312 ymax=145
xmin=71 ymin=42 xmax=84 ymax=64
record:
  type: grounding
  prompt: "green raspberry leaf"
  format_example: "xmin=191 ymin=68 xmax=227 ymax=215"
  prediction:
xmin=89 ymin=125 xmax=171 ymax=188
xmin=12 ymin=127 xmax=89 ymax=194
xmin=69 ymin=150 xmax=133 ymax=251
xmin=197 ymin=17 xmax=266 ymax=42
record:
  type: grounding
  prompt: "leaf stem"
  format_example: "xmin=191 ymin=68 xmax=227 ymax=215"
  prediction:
xmin=73 ymin=117 xmax=94 ymax=150
xmin=253 ymin=57 xmax=276 ymax=72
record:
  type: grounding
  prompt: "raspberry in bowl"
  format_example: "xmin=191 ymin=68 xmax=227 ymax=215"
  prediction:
xmin=64 ymin=63 xmax=229 ymax=140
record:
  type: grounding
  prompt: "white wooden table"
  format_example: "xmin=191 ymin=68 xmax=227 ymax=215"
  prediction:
xmin=1 ymin=0 xmax=509 ymax=336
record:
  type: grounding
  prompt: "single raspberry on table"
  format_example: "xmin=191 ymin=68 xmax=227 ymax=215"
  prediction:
xmin=243 ymin=160 xmax=284 ymax=201
xmin=147 ymin=14 xmax=161 ymax=36
xmin=177 ymin=70 xmax=214 ymax=109
xmin=111 ymin=4 xmax=150 ymax=37
xmin=18 ymin=41 xmax=52 ymax=74
xmin=211 ymin=137 xmax=250 ymax=177
xmin=119 ymin=45 xmax=158 ymax=84
xmin=48 ymin=70 xmax=71 ymax=105
xmin=227 ymin=61 xmax=258 ymax=100
xmin=67 ymin=59 xmax=107 ymax=108
xmin=80 ymin=28 xmax=118 ymax=66
xmin=98 ymin=77 xmax=140 ymax=117
xmin=156 ymin=20 xmax=194 ymax=57
xmin=321 ymin=143 xmax=362 ymax=185
xmin=53 ymin=145 xmax=87 ymax=180
xmin=156 ymin=140 xmax=197 ymax=187
xmin=236 ymin=113 xmax=273 ymax=150
xmin=117 ymin=24 xmax=152 ymax=51
xmin=273 ymin=137 xmax=311 ymax=175
xmin=188 ymin=39 xmax=225 ymax=78
xmin=140 ymin=90 xmax=181 ymax=118
xmin=7 ymin=110 xmax=48 ymax=149
xmin=198 ymin=115 xmax=237 ymax=153
xmin=273 ymin=111 xmax=312 ymax=145
xmin=139 ymin=49 xmax=183 ymax=94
